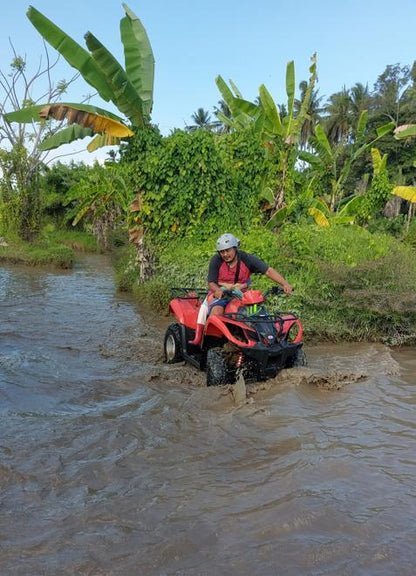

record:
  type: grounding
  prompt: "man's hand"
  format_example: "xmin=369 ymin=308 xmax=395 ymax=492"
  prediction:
xmin=282 ymin=283 xmax=293 ymax=294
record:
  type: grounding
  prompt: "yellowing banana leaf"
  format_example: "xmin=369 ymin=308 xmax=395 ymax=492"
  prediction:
xmin=85 ymin=32 xmax=144 ymax=128
xmin=5 ymin=102 xmax=129 ymax=125
xmin=392 ymin=186 xmax=416 ymax=203
xmin=39 ymin=125 xmax=93 ymax=151
xmin=394 ymin=124 xmax=416 ymax=139
xmin=87 ymin=133 xmax=122 ymax=152
xmin=308 ymin=206 xmax=330 ymax=227
xmin=27 ymin=6 xmax=113 ymax=102
xmin=40 ymin=104 xmax=134 ymax=137
xmin=121 ymin=3 xmax=154 ymax=116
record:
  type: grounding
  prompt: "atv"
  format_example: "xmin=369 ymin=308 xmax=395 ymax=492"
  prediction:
xmin=164 ymin=286 xmax=306 ymax=386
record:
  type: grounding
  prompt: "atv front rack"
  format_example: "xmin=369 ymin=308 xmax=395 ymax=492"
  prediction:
xmin=170 ymin=287 xmax=209 ymax=300
xmin=223 ymin=310 xmax=299 ymax=340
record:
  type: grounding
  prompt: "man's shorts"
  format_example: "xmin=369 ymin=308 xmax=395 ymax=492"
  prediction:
xmin=208 ymin=297 xmax=229 ymax=313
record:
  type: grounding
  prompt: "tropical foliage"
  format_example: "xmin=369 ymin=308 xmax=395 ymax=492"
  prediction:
xmin=4 ymin=3 xmax=154 ymax=152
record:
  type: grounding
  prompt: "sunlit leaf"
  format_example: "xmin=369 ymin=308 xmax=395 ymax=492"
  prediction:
xmin=87 ymin=133 xmax=122 ymax=152
xmin=27 ymin=5 xmax=113 ymax=102
xmin=394 ymin=124 xmax=416 ymax=139
xmin=85 ymin=32 xmax=144 ymax=128
xmin=308 ymin=207 xmax=330 ymax=227
xmin=392 ymin=186 xmax=416 ymax=203
xmin=121 ymin=3 xmax=154 ymax=116
xmin=259 ymin=84 xmax=282 ymax=135
xmin=40 ymin=104 xmax=134 ymax=137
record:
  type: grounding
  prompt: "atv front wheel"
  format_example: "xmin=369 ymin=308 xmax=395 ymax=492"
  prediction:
xmin=291 ymin=347 xmax=307 ymax=367
xmin=164 ymin=323 xmax=184 ymax=364
xmin=206 ymin=347 xmax=233 ymax=386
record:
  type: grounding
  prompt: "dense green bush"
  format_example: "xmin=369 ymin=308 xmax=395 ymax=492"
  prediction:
xmin=125 ymin=128 xmax=270 ymax=241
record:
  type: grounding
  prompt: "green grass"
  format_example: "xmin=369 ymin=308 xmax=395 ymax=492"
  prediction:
xmin=0 ymin=227 xmax=99 ymax=268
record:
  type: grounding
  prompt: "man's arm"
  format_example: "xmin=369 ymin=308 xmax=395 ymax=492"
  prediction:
xmin=265 ymin=267 xmax=293 ymax=293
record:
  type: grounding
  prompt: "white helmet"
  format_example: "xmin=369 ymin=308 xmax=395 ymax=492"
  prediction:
xmin=216 ymin=233 xmax=240 ymax=252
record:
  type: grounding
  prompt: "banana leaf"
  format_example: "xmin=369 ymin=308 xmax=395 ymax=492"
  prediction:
xmin=228 ymin=97 xmax=258 ymax=118
xmin=356 ymin=110 xmax=368 ymax=140
xmin=85 ymin=31 xmax=144 ymax=128
xmin=120 ymin=3 xmax=154 ymax=116
xmin=259 ymin=186 xmax=275 ymax=204
xmin=296 ymin=54 xmax=317 ymax=130
xmin=87 ymin=133 xmax=122 ymax=152
xmin=266 ymin=205 xmax=289 ymax=229
xmin=228 ymin=80 xmax=242 ymax=98
xmin=392 ymin=186 xmax=416 ymax=203
xmin=394 ymin=124 xmax=416 ymax=139
xmin=5 ymin=101 xmax=129 ymax=125
xmin=308 ymin=206 xmax=330 ymax=227
xmin=259 ymin=84 xmax=282 ymax=136
xmin=39 ymin=125 xmax=93 ymax=151
xmin=285 ymin=61 xmax=295 ymax=115
xmin=313 ymin=124 xmax=333 ymax=162
xmin=27 ymin=6 xmax=113 ymax=102
xmin=337 ymin=194 xmax=364 ymax=216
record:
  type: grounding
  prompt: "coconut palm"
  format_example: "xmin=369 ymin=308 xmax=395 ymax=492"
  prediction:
xmin=350 ymin=82 xmax=371 ymax=126
xmin=324 ymin=87 xmax=352 ymax=145
xmin=186 ymin=108 xmax=215 ymax=132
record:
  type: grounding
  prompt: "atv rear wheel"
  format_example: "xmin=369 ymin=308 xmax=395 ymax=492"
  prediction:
xmin=206 ymin=347 xmax=234 ymax=386
xmin=164 ymin=323 xmax=184 ymax=364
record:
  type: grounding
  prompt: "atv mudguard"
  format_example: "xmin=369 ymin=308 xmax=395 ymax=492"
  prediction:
xmin=169 ymin=297 xmax=200 ymax=329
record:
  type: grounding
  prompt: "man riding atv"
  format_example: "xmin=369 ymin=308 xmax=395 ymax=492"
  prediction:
xmin=189 ymin=233 xmax=293 ymax=346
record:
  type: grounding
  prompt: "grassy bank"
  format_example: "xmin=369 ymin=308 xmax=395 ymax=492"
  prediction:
xmin=116 ymin=224 xmax=416 ymax=345
xmin=0 ymin=229 xmax=99 ymax=268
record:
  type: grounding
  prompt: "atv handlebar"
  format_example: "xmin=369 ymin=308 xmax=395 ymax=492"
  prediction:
xmin=263 ymin=286 xmax=286 ymax=299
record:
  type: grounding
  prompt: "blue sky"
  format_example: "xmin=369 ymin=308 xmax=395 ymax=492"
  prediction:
xmin=2 ymin=0 xmax=416 ymax=162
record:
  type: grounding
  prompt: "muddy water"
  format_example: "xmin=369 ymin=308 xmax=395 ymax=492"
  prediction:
xmin=1 ymin=255 xmax=416 ymax=576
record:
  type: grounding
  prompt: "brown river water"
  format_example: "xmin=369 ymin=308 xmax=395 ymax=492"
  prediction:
xmin=1 ymin=254 xmax=415 ymax=576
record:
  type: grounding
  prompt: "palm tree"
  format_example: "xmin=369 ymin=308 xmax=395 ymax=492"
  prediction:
xmin=350 ymin=82 xmax=371 ymax=126
xmin=186 ymin=107 xmax=215 ymax=132
xmin=324 ymin=87 xmax=352 ymax=145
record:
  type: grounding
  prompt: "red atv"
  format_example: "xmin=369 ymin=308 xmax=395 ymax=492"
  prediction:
xmin=164 ymin=286 xmax=306 ymax=386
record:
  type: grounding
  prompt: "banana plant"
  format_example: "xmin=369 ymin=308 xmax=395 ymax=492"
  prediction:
xmin=4 ymin=4 xmax=154 ymax=152
xmin=300 ymin=112 xmax=394 ymax=212
xmin=393 ymin=125 xmax=416 ymax=203
xmin=216 ymin=54 xmax=318 ymax=213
